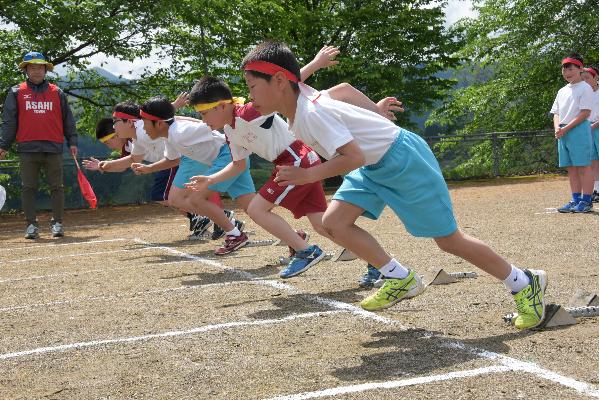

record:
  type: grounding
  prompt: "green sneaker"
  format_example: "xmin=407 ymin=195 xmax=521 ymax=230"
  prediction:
xmin=512 ymin=269 xmax=548 ymax=330
xmin=360 ymin=270 xmax=425 ymax=311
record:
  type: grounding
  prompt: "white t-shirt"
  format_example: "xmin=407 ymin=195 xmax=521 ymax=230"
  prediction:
xmin=289 ymin=84 xmax=398 ymax=166
xmin=225 ymin=113 xmax=295 ymax=162
xmin=550 ymin=81 xmax=594 ymax=125
xmin=164 ymin=119 xmax=225 ymax=165
xmin=588 ymin=89 xmax=599 ymax=123
xmin=130 ymin=120 xmax=167 ymax=163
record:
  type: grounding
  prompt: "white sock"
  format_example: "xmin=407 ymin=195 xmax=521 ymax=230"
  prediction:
xmin=226 ymin=226 xmax=241 ymax=237
xmin=379 ymin=258 xmax=410 ymax=279
xmin=502 ymin=265 xmax=529 ymax=293
xmin=594 ymin=181 xmax=599 ymax=192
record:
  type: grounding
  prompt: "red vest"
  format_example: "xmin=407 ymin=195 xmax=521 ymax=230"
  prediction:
xmin=16 ymin=82 xmax=64 ymax=143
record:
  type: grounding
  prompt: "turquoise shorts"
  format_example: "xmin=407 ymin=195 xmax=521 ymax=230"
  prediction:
xmin=592 ymin=125 xmax=599 ymax=161
xmin=333 ymin=129 xmax=457 ymax=238
xmin=558 ymin=120 xmax=592 ymax=167
xmin=173 ymin=145 xmax=255 ymax=199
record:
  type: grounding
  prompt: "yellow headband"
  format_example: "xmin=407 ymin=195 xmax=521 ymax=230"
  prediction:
xmin=194 ymin=97 xmax=245 ymax=112
xmin=99 ymin=132 xmax=116 ymax=143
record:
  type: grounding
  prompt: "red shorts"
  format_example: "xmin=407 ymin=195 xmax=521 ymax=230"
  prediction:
xmin=259 ymin=140 xmax=328 ymax=219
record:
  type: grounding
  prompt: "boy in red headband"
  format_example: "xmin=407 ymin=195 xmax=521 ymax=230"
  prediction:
xmin=580 ymin=65 xmax=599 ymax=202
xmin=135 ymin=96 xmax=254 ymax=255
xmin=241 ymin=40 xmax=548 ymax=330
xmin=186 ymin=48 xmax=403 ymax=278
xmin=550 ymin=53 xmax=595 ymax=213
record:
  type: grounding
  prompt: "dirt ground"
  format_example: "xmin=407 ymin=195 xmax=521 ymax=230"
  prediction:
xmin=0 ymin=176 xmax=598 ymax=400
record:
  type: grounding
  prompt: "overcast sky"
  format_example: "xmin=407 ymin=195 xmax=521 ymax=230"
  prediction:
xmin=54 ymin=0 xmax=475 ymax=79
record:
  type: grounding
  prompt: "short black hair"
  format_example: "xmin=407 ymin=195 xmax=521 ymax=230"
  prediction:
xmin=140 ymin=96 xmax=175 ymax=122
xmin=95 ymin=117 xmax=114 ymax=140
xmin=189 ymin=76 xmax=233 ymax=106
xmin=241 ymin=41 xmax=301 ymax=90
xmin=585 ymin=64 xmax=598 ymax=76
xmin=113 ymin=100 xmax=140 ymax=119
xmin=563 ymin=52 xmax=584 ymax=68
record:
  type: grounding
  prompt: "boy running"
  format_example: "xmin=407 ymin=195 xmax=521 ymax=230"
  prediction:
xmin=240 ymin=40 xmax=548 ymax=330
xmin=133 ymin=96 xmax=254 ymax=255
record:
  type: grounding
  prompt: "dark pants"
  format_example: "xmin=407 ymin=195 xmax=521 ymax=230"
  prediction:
xmin=19 ymin=152 xmax=64 ymax=225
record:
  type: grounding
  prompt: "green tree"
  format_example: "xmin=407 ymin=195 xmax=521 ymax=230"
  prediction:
xmin=429 ymin=0 xmax=599 ymax=134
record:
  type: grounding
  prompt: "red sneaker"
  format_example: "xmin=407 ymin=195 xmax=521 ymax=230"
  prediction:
xmin=215 ymin=232 xmax=249 ymax=255
xmin=289 ymin=229 xmax=310 ymax=257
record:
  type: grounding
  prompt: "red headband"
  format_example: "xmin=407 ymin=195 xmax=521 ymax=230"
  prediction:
xmin=244 ymin=61 xmax=299 ymax=83
xmin=584 ymin=67 xmax=598 ymax=77
xmin=112 ymin=111 xmax=138 ymax=120
xmin=562 ymin=57 xmax=583 ymax=68
xmin=139 ymin=110 xmax=173 ymax=122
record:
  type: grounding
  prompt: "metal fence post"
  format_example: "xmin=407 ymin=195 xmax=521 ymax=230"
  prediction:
xmin=491 ymin=133 xmax=500 ymax=177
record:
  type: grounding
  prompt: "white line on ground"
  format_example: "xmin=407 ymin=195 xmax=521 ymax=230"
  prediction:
xmin=0 ymin=259 xmax=199 ymax=284
xmin=0 ymin=238 xmax=128 ymax=252
xmin=0 ymin=280 xmax=259 ymax=313
xmin=0 ymin=311 xmax=345 ymax=361
xmin=0 ymin=246 xmax=160 ymax=265
xmin=138 ymin=239 xmax=599 ymax=399
xmin=264 ymin=365 xmax=514 ymax=400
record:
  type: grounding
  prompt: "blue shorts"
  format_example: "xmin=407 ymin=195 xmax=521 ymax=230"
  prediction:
xmin=150 ymin=167 xmax=177 ymax=202
xmin=558 ymin=120 xmax=592 ymax=167
xmin=172 ymin=145 xmax=255 ymax=200
xmin=333 ymin=129 xmax=457 ymax=238
xmin=591 ymin=125 xmax=599 ymax=161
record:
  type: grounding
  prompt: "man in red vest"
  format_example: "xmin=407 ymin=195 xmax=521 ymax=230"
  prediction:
xmin=0 ymin=51 xmax=77 ymax=239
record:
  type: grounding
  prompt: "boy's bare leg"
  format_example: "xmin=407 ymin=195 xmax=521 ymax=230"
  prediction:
xmin=247 ymin=195 xmax=307 ymax=251
xmin=567 ymin=166 xmax=582 ymax=193
xmin=580 ymin=165 xmax=595 ymax=195
xmin=234 ymin=193 xmax=255 ymax=213
xmin=305 ymin=211 xmax=334 ymax=241
xmin=434 ymin=230 xmax=511 ymax=280
xmin=321 ymin=200 xmax=391 ymax=267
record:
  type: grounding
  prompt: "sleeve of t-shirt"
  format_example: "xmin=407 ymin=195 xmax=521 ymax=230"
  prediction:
xmin=227 ymin=140 xmax=252 ymax=162
xmin=163 ymin=141 xmax=180 ymax=160
xmin=550 ymin=93 xmax=559 ymax=115
xmin=296 ymin=106 xmax=354 ymax=159
xmin=130 ymin=139 xmax=148 ymax=157
xmin=579 ymin=86 xmax=594 ymax=111
xmin=236 ymin=102 xmax=262 ymax=122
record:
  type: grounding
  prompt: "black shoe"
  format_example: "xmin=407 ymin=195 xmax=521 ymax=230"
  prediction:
xmin=189 ymin=216 xmax=213 ymax=240
xmin=592 ymin=191 xmax=599 ymax=203
xmin=211 ymin=210 xmax=236 ymax=240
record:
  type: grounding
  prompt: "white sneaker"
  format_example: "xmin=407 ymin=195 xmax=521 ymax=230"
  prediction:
xmin=25 ymin=224 xmax=39 ymax=239
xmin=51 ymin=222 xmax=64 ymax=238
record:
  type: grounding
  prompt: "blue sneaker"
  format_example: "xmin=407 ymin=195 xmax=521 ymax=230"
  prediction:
xmin=557 ymin=201 xmax=577 ymax=213
xmin=572 ymin=200 xmax=593 ymax=213
xmin=359 ymin=264 xmax=382 ymax=288
xmin=280 ymin=244 xmax=325 ymax=278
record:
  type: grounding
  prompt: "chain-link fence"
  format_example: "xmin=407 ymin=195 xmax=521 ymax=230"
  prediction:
xmin=0 ymin=130 xmax=561 ymax=212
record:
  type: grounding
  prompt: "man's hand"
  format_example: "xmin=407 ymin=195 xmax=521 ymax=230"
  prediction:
xmin=274 ymin=165 xmax=314 ymax=186
xmin=172 ymin=92 xmax=189 ymax=110
xmin=555 ymin=127 xmax=566 ymax=139
xmin=82 ymin=157 xmax=101 ymax=171
xmin=0 ymin=148 xmax=7 ymax=159
xmin=311 ymin=45 xmax=340 ymax=70
xmin=131 ymin=163 xmax=151 ymax=175
xmin=185 ymin=175 xmax=212 ymax=192
xmin=377 ymin=97 xmax=404 ymax=121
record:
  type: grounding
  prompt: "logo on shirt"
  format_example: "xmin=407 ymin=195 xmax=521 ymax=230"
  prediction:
xmin=23 ymin=94 xmax=31 ymax=99
xmin=242 ymin=130 xmax=258 ymax=144
xmin=307 ymin=151 xmax=319 ymax=165
xmin=25 ymin=101 xmax=53 ymax=114
xmin=267 ymin=188 xmax=275 ymax=194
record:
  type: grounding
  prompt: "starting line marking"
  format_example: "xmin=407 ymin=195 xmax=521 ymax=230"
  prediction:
xmin=137 ymin=239 xmax=599 ymax=399
xmin=265 ymin=365 xmax=514 ymax=400
xmin=0 ymin=246 xmax=161 ymax=265
xmin=0 ymin=311 xmax=345 ymax=361
xmin=0 ymin=280 xmax=258 ymax=313
xmin=0 ymin=238 xmax=129 ymax=252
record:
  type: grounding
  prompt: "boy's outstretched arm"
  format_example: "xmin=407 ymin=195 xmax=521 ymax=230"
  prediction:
xmin=327 ymin=83 xmax=403 ymax=120
xmin=185 ymin=159 xmax=247 ymax=192
xmin=300 ymin=45 xmax=340 ymax=82
xmin=274 ymin=140 xmax=364 ymax=186
xmin=131 ymin=157 xmax=180 ymax=175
